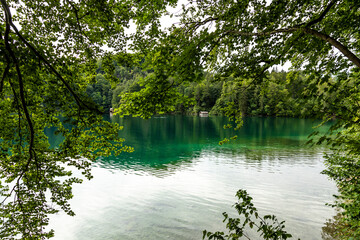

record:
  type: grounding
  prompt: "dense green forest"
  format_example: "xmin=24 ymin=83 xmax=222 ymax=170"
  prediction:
xmin=87 ymin=62 xmax=319 ymax=118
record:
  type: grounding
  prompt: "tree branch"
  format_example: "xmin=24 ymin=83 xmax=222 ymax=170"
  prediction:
xmin=184 ymin=16 xmax=219 ymax=35
xmin=303 ymin=28 xmax=360 ymax=68
xmin=65 ymin=0 xmax=90 ymax=41
xmin=0 ymin=0 xmax=102 ymax=114
xmin=0 ymin=28 xmax=10 ymax=95
xmin=2 ymin=0 xmax=35 ymax=190
xmin=0 ymin=63 xmax=10 ymax=94
xmin=305 ymin=0 xmax=338 ymax=27
xmin=225 ymin=27 xmax=300 ymax=37
xmin=226 ymin=26 xmax=360 ymax=69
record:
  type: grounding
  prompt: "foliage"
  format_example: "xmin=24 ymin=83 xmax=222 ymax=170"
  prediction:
xmin=289 ymin=68 xmax=360 ymax=238
xmin=322 ymin=213 xmax=356 ymax=240
xmin=209 ymin=70 xmax=313 ymax=118
xmin=203 ymin=189 xmax=295 ymax=240
xmin=313 ymin=71 xmax=360 ymax=239
xmin=118 ymin=0 xmax=360 ymax=117
xmin=0 ymin=0 xmax=173 ymax=238
xmin=323 ymin=155 xmax=360 ymax=238
xmin=97 ymin=61 xmax=318 ymax=118
xmin=86 ymin=73 xmax=113 ymax=110
xmin=175 ymin=0 xmax=360 ymax=75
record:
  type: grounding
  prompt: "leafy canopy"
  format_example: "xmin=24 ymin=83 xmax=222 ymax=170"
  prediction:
xmin=118 ymin=0 xmax=360 ymax=117
xmin=0 ymin=0 xmax=175 ymax=238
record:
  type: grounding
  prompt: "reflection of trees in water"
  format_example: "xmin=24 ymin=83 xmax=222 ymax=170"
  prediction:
xmin=109 ymin=114 xmax=228 ymax=145
xmin=96 ymin=142 xmax=326 ymax=177
xmin=94 ymin=150 xmax=202 ymax=178
xmin=46 ymin=115 xmax=329 ymax=176
xmin=322 ymin=212 xmax=350 ymax=240
xmin=98 ymin=115 xmax=229 ymax=176
xmin=109 ymin=115 xmax=330 ymax=145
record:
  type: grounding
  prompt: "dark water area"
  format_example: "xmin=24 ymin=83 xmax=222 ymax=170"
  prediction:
xmin=49 ymin=115 xmax=337 ymax=240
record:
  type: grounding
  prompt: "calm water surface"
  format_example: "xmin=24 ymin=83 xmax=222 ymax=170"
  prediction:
xmin=49 ymin=116 xmax=337 ymax=240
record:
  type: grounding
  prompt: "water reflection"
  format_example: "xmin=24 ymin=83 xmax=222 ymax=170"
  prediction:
xmin=94 ymin=115 xmax=330 ymax=176
xmin=322 ymin=213 xmax=347 ymax=239
xmin=47 ymin=115 xmax=337 ymax=240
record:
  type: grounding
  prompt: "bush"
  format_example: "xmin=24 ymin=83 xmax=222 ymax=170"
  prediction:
xmin=203 ymin=189 xmax=296 ymax=240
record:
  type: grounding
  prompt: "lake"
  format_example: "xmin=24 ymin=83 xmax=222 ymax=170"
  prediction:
xmin=49 ymin=115 xmax=337 ymax=240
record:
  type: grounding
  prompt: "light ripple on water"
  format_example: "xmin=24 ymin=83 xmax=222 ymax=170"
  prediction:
xmin=49 ymin=148 xmax=336 ymax=240
xmin=48 ymin=116 xmax=337 ymax=240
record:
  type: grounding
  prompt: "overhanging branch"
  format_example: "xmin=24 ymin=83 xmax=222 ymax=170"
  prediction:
xmin=226 ymin=27 xmax=360 ymax=69
xmin=2 ymin=0 xmax=35 ymax=184
xmin=0 ymin=0 xmax=103 ymax=114
xmin=305 ymin=0 xmax=338 ymax=27
xmin=303 ymin=28 xmax=360 ymax=68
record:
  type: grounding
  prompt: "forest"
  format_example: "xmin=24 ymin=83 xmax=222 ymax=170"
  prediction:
xmin=1 ymin=0 xmax=360 ymax=239
xmin=88 ymin=61 xmax=323 ymax=118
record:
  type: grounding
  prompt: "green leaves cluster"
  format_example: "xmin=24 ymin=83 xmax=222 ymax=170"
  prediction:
xmin=323 ymin=154 xmax=360 ymax=238
xmin=0 ymin=0 xmax=172 ymax=238
xmin=119 ymin=0 xmax=360 ymax=117
xmin=310 ymin=70 xmax=360 ymax=239
xmin=203 ymin=189 xmax=294 ymax=240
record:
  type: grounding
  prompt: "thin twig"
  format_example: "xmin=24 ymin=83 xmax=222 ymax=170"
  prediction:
xmin=65 ymin=0 xmax=90 ymax=41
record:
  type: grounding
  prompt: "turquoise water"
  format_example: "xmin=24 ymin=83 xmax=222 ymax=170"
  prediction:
xmin=49 ymin=116 xmax=337 ymax=240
